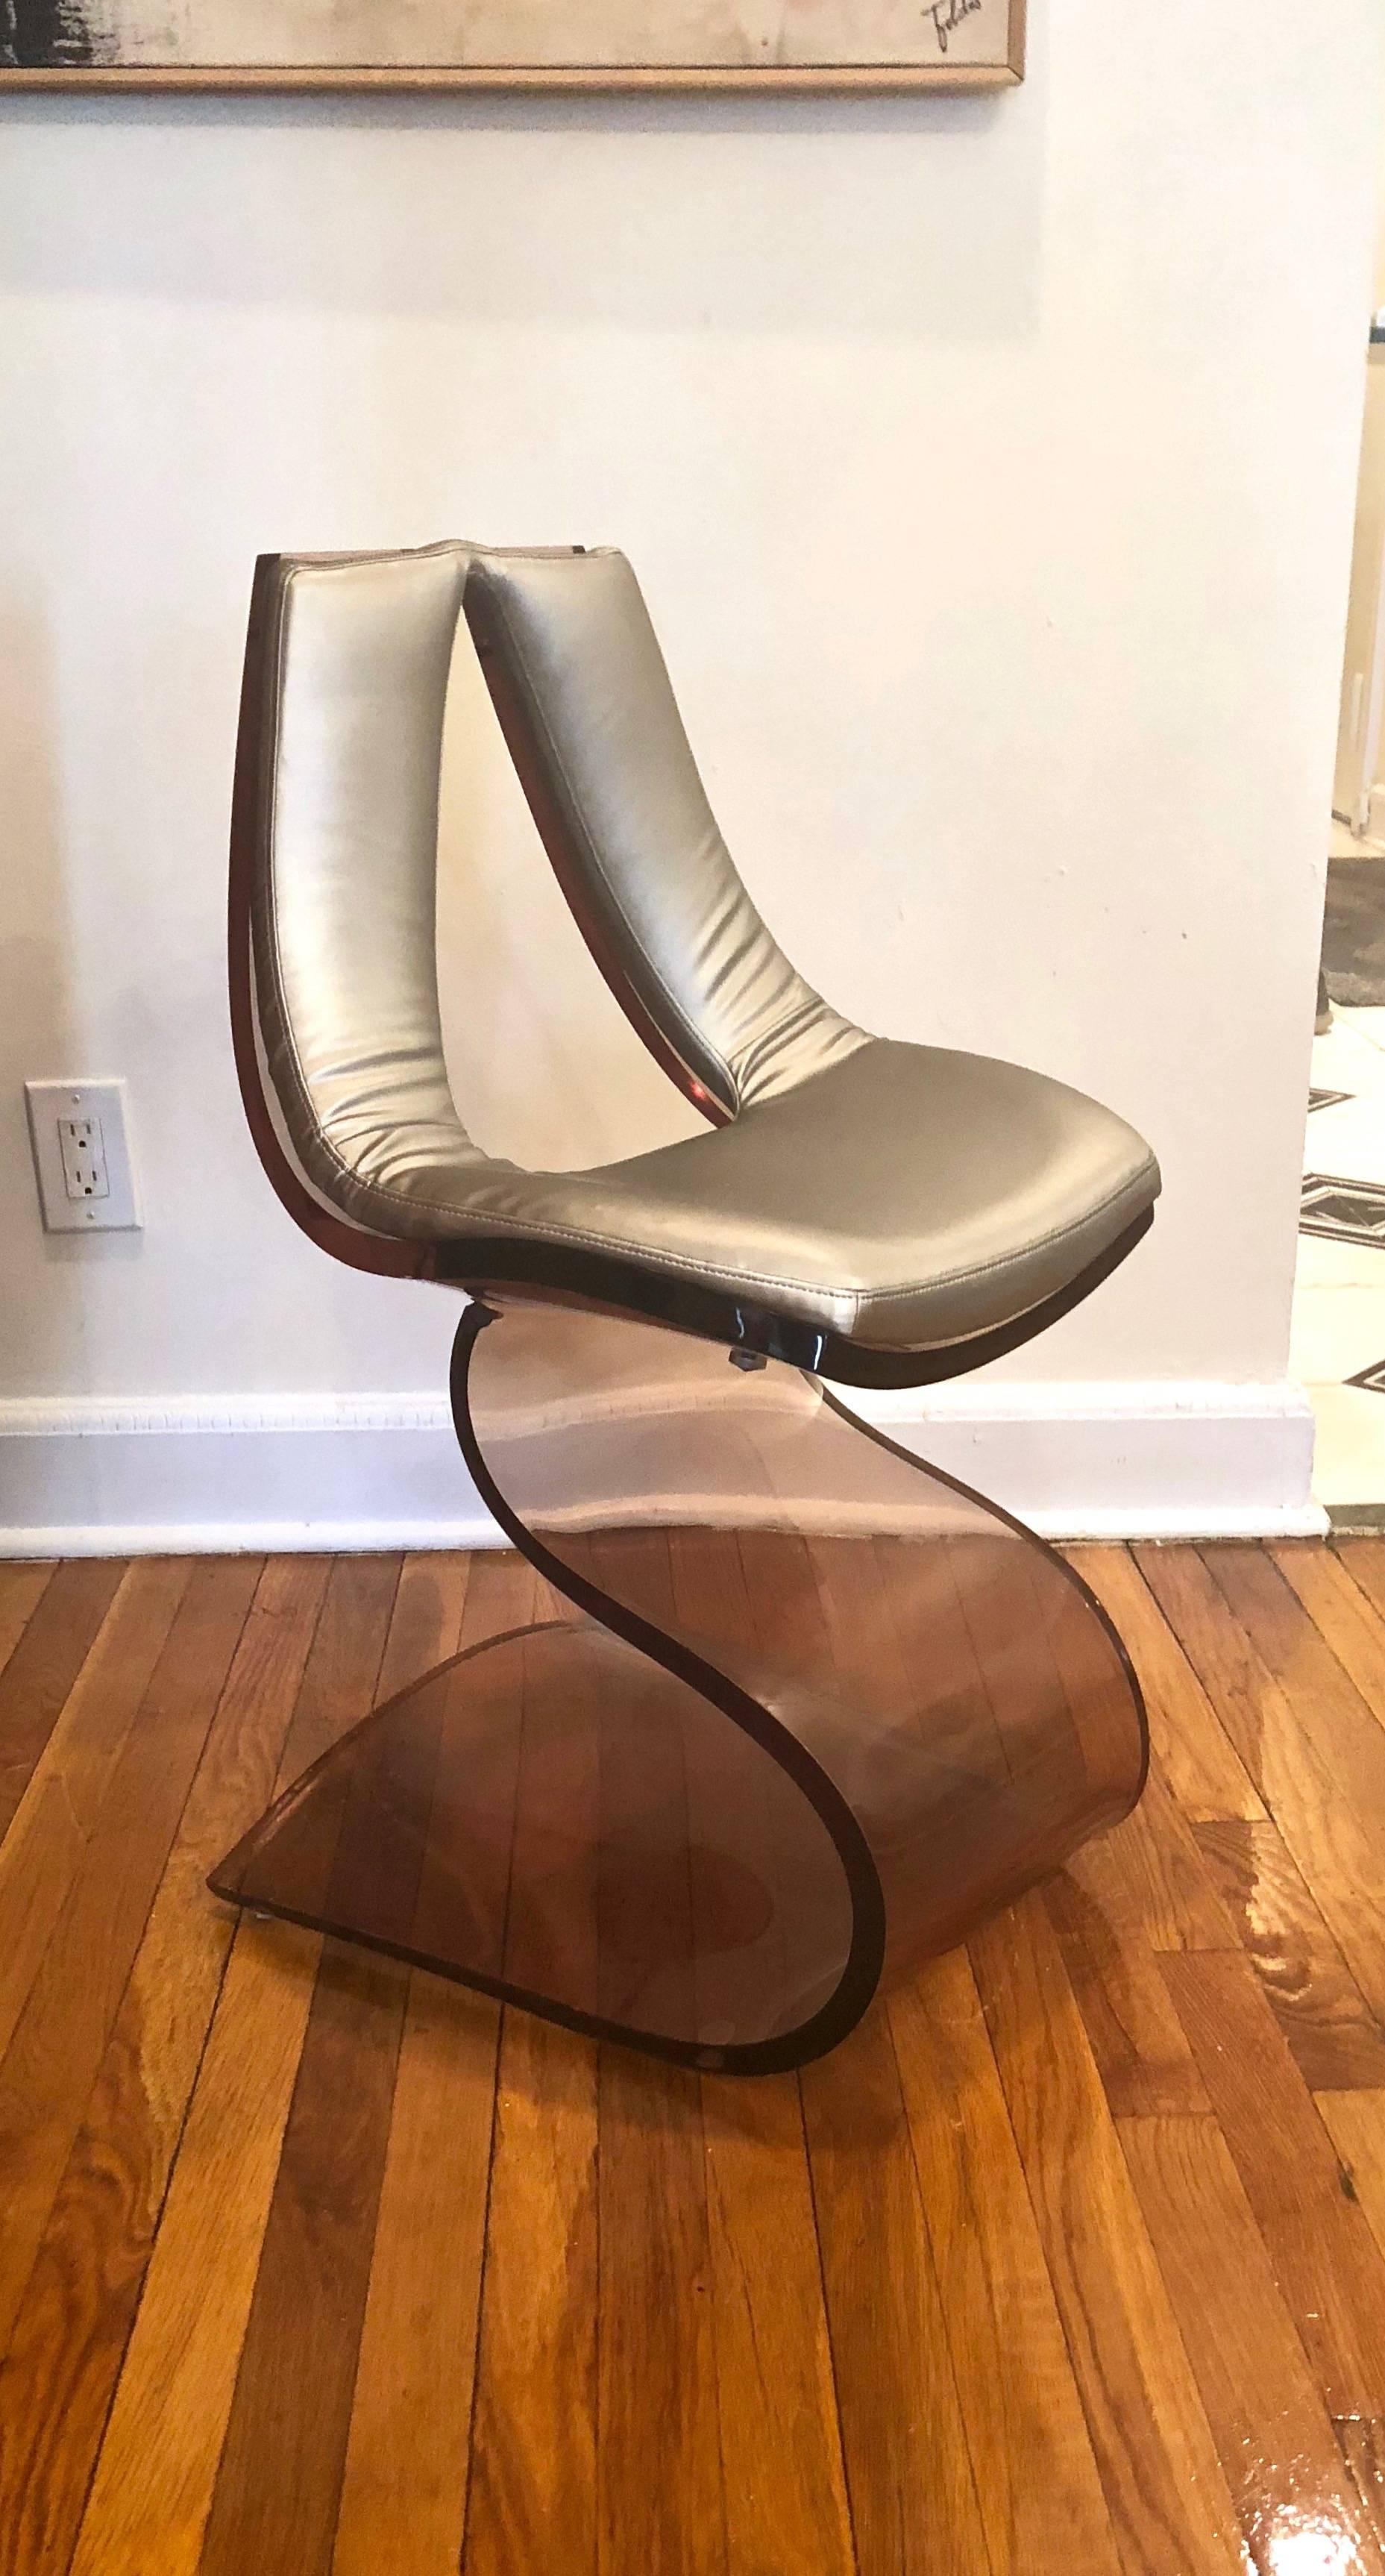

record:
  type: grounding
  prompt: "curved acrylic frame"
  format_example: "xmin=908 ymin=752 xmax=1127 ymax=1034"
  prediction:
xmin=210 ymin=1299 xmax=1147 ymax=2073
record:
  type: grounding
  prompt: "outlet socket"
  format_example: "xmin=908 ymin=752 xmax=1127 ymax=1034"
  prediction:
xmin=58 ymin=1115 xmax=110 ymax=1204
xmin=25 ymin=1080 xmax=141 ymax=1233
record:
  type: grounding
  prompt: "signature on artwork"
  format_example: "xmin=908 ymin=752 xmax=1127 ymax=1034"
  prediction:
xmin=927 ymin=0 xmax=982 ymax=51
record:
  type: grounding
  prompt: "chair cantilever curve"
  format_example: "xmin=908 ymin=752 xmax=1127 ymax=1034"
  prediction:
xmin=211 ymin=539 xmax=1160 ymax=2075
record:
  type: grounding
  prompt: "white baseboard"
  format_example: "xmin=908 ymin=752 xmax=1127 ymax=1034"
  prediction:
xmin=853 ymin=1377 xmax=1324 ymax=1540
xmin=0 ymin=1377 xmax=1323 ymax=1555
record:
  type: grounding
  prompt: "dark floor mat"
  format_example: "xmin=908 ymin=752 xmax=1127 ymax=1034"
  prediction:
xmin=1322 ymin=857 xmax=1385 ymax=1005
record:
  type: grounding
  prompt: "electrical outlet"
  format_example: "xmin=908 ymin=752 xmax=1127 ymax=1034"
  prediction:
xmin=58 ymin=1115 xmax=110 ymax=1204
xmin=25 ymin=1080 xmax=141 ymax=1233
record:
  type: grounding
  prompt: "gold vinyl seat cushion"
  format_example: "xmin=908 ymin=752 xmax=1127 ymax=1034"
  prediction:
xmin=316 ymin=1033 xmax=1155 ymax=1353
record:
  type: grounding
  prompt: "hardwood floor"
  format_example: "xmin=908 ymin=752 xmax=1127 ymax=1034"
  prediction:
xmin=2 ymin=1541 xmax=1385 ymax=2572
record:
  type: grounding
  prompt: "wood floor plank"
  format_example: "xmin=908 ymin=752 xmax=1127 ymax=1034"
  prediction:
xmin=652 ymin=1528 xmax=854 ymax=2575
xmin=1067 ymin=1546 xmax=1264 ymax=1822
xmin=392 ymin=1551 xmax=536 ymax=1978
xmin=1014 ymin=1538 xmax=1137 ymax=1786
xmin=700 ymin=2072 xmax=856 ymax=2576
xmin=1339 ymin=2417 xmax=1385 ymax=2556
xmin=1326 ymin=1536 xmax=1385 ymax=1665
xmin=585 ymin=1532 xmax=703 ymax=2054
xmin=889 ymin=1947 xmax=1120 ymax=2576
xmin=462 ymin=2011 xmax=597 ymax=2576
xmin=1320 ymin=2119 xmax=1385 ymax=2551
xmin=677 ymin=1531 xmax=857 ymax=2098
xmin=66 ymin=1916 xmax=322 ymax=2576
xmin=271 ymin=1552 xmax=403 ymax=1781
xmin=0 ymin=1556 xmax=192 ymax=2069
xmin=1313 ymin=2091 xmax=1385 ymax=2266
xmin=1118 ymin=2113 xmax=1385 ymax=2576
xmin=1040 ymin=1746 xmax=1237 ymax=2122
xmin=700 ymin=1529 xmax=958 ymax=2572
xmin=1272 ymin=1539 xmax=1385 ymax=1726
xmin=1041 ymin=1861 xmax=1212 ymax=2119
xmin=197 ymin=1939 xmax=409 ymax=2576
xmin=435 ymin=1545 xmax=539 ymax=1658
xmin=669 ymin=1527 xmax=826 ymax=2066
xmin=65 ymin=1555 xmax=403 ymax=2576
xmin=1159 ymin=1949 xmax=1385 ymax=2416
xmin=0 ymin=1555 xmax=261 ymax=2360
xmin=331 ymin=1553 xmax=505 ymax=2576
xmin=0 ymin=1558 xmax=128 ymax=1844
xmin=969 ymin=1891 xmax=1244 ymax=2576
xmin=333 ymin=1974 xmax=500 ymax=2576
xmin=803 ymin=1535 xmax=915 ymax=1720
xmin=1067 ymin=1760 xmax=1240 ymax=1954
xmin=734 ymin=1530 xmax=834 ymax=1681
xmin=1207 ymin=1540 xmax=1385 ymax=1754
xmin=371 ymin=1552 xmax=472 ymax=1702
xmin=1136 ymin=1543 xmax=1385 ymax=2026
xmin=460 ymin=1544 xmax=601 ymax=2576
xmin=597 ymin=2046 xmax=728 ymax=2576
xmin=0 ymin=1563 xmax=55 ymax=1681
xmin=196 ymin=1554 xmax=431 ymax=2576
xmin=1194 ymin=1817 xmax=1385 ymax=2090
xmin=870 ymin=1533 xmax=1011 ymax=1783
xmin=801 ymin=2002 xmax=990 ymax=2576
xmin=0 ymin=1555 xmax=330 ymax=2576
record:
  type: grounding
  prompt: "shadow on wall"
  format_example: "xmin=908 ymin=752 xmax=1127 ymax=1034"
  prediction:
xmin=0 ymin=73 xmax=1046 ymax=344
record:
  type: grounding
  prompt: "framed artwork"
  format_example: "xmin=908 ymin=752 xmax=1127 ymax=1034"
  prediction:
xmin=1 ymin=0 xmax=1024 ymax=90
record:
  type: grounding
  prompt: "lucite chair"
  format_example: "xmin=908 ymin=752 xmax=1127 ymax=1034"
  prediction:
xmin=211 ymin=541 xmax=1161 ymax=2074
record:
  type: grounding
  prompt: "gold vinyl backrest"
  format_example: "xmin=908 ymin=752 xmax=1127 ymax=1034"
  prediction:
xmin=465 ymin=546 xmax=866 ymax=1118
xmin=246 ymin=545 xmax=480 ymax=1242
xmin=240 ymin=539 xmax=867 ymax=1253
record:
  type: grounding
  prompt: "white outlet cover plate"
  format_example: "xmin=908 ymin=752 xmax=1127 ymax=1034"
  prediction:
xmin=25 ymin=1079 xmax=142 ymax=1233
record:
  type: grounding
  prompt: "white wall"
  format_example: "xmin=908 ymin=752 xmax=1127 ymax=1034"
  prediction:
xmin=1 ymin=0 xmax=1381 ymax=1546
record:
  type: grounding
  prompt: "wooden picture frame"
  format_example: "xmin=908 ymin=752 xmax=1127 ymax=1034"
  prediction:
xmin=1 ymin=0 xmax=1024 ymax=91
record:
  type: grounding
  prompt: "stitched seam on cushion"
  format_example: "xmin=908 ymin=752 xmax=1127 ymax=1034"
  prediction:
xmin=480 ymin=574 xmax=739 ymax=1114
xmin=845 ymin=1158 xmax=1160 ymax=1320
xmin=311 ymin=1152 xmax=858 ymax=1303
xmin=315 ymin=1144 xmax=1158 ymax=1321
xmin=301 ymin=1124 xmax=858 ymax=1304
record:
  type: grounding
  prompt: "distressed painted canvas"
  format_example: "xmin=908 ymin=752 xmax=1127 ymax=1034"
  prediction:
xmin=1 ymin=0 xmax=1023 ymax=84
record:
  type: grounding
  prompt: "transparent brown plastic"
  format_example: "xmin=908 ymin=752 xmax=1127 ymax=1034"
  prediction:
xmin=210 ymin=1300 xmax=1146 ymax=2072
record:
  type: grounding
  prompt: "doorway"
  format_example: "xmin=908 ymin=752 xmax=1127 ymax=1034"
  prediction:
xmin=1295 ymin=216 xmax=1385 ymax=1511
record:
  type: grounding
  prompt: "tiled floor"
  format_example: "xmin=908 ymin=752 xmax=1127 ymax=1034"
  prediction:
xmin=1330 ymin=816 xmax=1385 ymax=858
xmin=1294 ymin=1000 xmax=1385 ymax=1506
